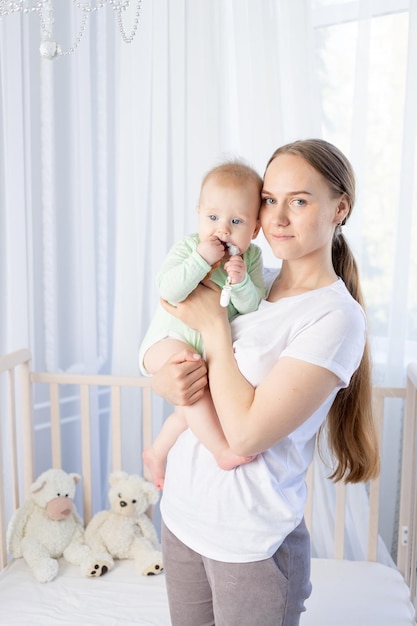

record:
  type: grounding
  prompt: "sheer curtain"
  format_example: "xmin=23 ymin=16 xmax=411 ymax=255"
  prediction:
xmin=312 ymin=0 xmax=417 ymax=559
xmin=0 ymin=6 xmax=118 ymax=511
xmin=112 ymin=0 xmax=320 ymax=385
xmin=1 ymin=0 xmax=416 ymax=553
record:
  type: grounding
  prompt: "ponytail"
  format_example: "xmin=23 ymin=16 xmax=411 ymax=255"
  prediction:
xmin=324 ymin=230 xmax=379 ymax=482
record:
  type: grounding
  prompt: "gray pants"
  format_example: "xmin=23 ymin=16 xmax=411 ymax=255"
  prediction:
xmin=162 ymin=519 xmax=312 ymax=626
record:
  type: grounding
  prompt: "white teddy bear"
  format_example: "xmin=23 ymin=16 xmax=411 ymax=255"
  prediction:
xmin=7 ymin=468 xmax=112 ymax=583
xmin=85 ymin=471 xmax=164 ymax=576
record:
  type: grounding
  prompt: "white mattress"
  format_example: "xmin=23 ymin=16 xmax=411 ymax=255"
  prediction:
xmin=0 ymin=557 xmax=415 ymax=625
xmin=301 ymin=559 xmax=416 ymax=626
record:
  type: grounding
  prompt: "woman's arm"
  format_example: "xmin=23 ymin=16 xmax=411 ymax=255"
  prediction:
xmin=161 ymin=283 xmax=339 ymax=455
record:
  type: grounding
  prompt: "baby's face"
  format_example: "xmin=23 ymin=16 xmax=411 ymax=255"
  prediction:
xmin=197 ymin=180 xmax=260 ymax=254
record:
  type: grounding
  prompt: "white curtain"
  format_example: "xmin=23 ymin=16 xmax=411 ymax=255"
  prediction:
xmin=112 ymin=0 xmax=320 ymax=384
xmin=0 ymin=4 xmax=118 ymax=512
xmin=1 ymin=0 xmax=416 ymax=554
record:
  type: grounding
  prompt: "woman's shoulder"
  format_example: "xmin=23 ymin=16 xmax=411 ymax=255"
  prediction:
xmin=328 ymin=278 xmax=366 ymax=315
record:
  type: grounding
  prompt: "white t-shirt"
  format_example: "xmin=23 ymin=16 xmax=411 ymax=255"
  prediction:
xmin=160 ymin=274 xmax=366 ymax=562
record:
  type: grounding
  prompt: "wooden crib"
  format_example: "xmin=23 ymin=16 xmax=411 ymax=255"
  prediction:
xmin=0 ymin=348 xmax=416 ymax=625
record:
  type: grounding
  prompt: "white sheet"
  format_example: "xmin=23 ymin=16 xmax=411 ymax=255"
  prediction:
xmin=0 ymin=558 xmax=170 ymax=625
xmin=301 ymin=559 xmax=416 ymax=626
xmin=0 ymin=557 xmax=415 ymax=625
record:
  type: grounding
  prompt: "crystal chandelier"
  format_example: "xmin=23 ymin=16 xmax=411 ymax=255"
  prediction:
xmin=0 ymin=0 xmax=142 ymax=59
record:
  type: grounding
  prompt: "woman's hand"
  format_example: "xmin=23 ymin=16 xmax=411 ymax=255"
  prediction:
xmin=161 ymin=281 xmax=228 ymax=335
xmin=151 ymin=348 xmax=208 ymax=406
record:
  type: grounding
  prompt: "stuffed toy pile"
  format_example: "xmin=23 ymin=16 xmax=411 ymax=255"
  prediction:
xmin=7 ymin=468 xmax=112 ymax=583
xmin=85 ymin=470 xmax=163 ymax=576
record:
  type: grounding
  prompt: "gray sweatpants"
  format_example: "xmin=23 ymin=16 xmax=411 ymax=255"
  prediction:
xmin=162 ymin=519 xmax=312 ymax=626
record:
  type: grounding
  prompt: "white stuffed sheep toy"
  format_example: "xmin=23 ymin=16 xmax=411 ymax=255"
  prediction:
xmin=7 ymin=468 xmax=112 ymax=583
xmin=85 ymin=471 xmax=163 ymax=576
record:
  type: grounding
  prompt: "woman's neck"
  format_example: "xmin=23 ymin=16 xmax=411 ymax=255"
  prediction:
xmin=268 ymin=260 xmax=338 ymax=302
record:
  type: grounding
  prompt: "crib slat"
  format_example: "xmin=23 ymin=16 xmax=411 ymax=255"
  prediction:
xmin=49 ymin=383 xmax=62 ymax=468
xmin=406 ymin=364 xmax=417 ymax=609
xmin=334 ymin=482 xmax=346 ymax=559
xmin=0 ymin=392 xmax=5 ymax=569
xmin=7 ymin=369 xmax=19 ymax=510
xmin=304 ymin=462 xmax=314 ymax=534
xmin=368 ymin=393 xmax=385 ymax=561
xmin=20 ymin=359 xmax=34 ymax=496
xmin=80 ymin=385 xmax=93 ymax=524
xmin=111 ymin=385 xmax=122 ymax=470
xmin=0 ymin=350 xmax=33 ymax=569
xmin=142 ymin=385 xmax=153 ymax=483
xmin=397 ymin=364 xmax=417 ymax=612
xmin=406 ymin=366 xmax=417 ymax=611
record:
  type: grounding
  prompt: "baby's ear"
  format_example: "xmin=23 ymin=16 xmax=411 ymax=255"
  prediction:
xmin=252 ymin=220 xmax=261 ymax=240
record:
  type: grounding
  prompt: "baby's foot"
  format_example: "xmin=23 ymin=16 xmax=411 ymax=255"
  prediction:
xmin=142 ymin=448 xmax=165 ymax=490
xmin=216 ymin=449 xmax=256 ymax=471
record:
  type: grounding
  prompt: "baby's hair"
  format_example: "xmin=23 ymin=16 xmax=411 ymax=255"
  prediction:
xmin=201 ymin=159 xmax=263 ymax=194
xmin=267 ymin=138 xmax=379 ymax=484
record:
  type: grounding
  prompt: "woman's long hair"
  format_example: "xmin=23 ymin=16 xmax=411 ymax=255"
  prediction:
xmin=267 ymin=139 xmax=379 ymax=483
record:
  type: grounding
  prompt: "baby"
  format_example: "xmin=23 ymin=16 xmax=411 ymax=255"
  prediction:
xmin=139 ymin=160 xmax=266 ymax=489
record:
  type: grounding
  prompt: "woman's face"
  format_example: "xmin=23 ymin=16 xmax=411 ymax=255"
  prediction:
xmin=260 ymin=153 xmax=348 ymax=262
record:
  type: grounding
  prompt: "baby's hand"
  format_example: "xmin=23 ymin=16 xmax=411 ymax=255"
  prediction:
xmin=224 ymin=255 xmax=246 ymax=285
xmin=197 ymin=236 xmax=226 ymax=266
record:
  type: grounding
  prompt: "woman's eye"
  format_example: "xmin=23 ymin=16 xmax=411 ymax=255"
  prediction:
xmin=292 ymin=199 xmax=306 ymax=207
xmin=231 ymin=218 xmax=242 ymax=225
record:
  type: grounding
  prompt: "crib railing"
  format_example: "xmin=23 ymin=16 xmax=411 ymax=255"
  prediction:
xmin=29 ymin=370 xmax=153 ymax=523
xmin=305 ymin=362 xmax=417 ymax=612
xmin=1 ymin=349 xmax=417 ymax=616
xmin=0 ymin=349 xmax=153 ymax=569
xmin=305 ymin=384 xmax=406 ymax=560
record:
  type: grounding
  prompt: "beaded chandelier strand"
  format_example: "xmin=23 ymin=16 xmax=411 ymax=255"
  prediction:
xmin=0 ymin=0 xmax=143 ymax=59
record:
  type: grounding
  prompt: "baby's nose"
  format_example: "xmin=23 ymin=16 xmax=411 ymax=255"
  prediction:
xmin=216 ymin=224 xmax=230 ymax=236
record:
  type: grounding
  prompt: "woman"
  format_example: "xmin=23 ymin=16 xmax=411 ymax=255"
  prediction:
xmin=151 ymin=139 xmax=379 ymax=626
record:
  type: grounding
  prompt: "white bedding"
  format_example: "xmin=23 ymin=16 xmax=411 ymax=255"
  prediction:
xmin=302 ymin=559 xmax=416 ymax=626
xmin=0 ymin=556 xmax=415 ymax=625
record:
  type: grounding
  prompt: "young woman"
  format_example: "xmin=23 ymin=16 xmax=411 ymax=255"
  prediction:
xmin=151 ymin=139 xmax=379 ymax=626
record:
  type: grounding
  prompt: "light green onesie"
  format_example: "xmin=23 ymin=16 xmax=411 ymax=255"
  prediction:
xmin=139 ymin=233 xmax=266 ymax=374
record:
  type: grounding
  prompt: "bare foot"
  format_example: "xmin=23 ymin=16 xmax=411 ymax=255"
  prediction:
xmin=216 ymin=449 xmax=256 ymax=471
xmin=142 ymin=448 xmax=165 ymax=490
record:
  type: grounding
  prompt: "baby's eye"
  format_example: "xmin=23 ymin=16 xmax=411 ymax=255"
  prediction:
xmin=262 ymin=197 xmax=275 ymax=205
xmin=209 ymin=215 xmax=218 ymax=221
xmin=231 ymin=218 xmax=242 ymax=225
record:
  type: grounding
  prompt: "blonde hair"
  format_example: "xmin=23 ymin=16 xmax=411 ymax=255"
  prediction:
xmin=267 ymin=139 xmax=379 ymax=483
xmin=201 ymin=160 xmax=263 ymax=195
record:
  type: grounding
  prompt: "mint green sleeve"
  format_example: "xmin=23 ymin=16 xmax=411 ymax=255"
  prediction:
xmin=229 ymin=245 xmax=266 ymax=315
xmin=156 ymin=236 xmax=211 ymax=303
